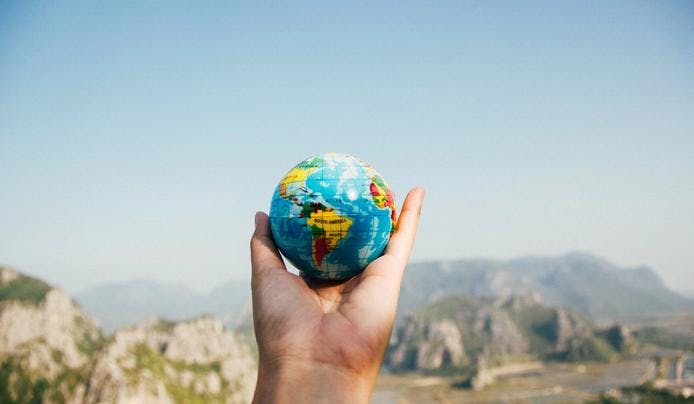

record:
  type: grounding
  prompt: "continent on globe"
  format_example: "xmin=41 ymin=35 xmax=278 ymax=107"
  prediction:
xmin=269 ymin=153 xmax=396 ymax=280
xmin=306 ymin=205 xmax=352 ymax=267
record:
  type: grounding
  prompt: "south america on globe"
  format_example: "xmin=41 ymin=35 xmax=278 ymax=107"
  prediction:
xmin=269 ymin=153 xmax=397 ymax=280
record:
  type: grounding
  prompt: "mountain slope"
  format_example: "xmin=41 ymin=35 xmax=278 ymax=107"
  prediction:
xmin=0 ymin=266 xmax=102 ymax=403
xmin=85 ymin=317 xmax=256 ymax=403
xmin=398 ymin=252 xmax=692 ymax=321
xmin=0 ymin=267 xmax=257 ymax=403
xmin=386 ymin=294 xmax=630 ymax=373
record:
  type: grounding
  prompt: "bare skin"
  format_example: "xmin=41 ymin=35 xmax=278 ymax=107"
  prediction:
xmin=250 ymin=187 xmax=425 ymax=403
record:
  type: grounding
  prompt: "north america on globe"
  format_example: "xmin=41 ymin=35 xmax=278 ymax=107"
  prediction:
xmin=269 ymin=152 xmax=396 ymax=280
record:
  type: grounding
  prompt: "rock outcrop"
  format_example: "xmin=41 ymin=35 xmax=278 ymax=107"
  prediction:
xmin=599 ymin=323 xmax=637 ymax=354
xmin=386 ymin=294 xmax=621 ymax=375
xmin=388 ymin=318 xmax=467 ymax=370
xmin=0 ymin=266 xmax=101 ymax=403
xmin=0 ymin=266 xmax=258 ymax=403
xmin=85 ymin=316 xmax=256 ymax=404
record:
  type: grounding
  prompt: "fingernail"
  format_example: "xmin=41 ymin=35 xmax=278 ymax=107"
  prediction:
xmin=254 ymin=212 xmax=262 ymax=228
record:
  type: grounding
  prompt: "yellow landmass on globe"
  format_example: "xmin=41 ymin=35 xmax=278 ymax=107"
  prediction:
xmin=279 ymin=163 xmax=317 ymax=198
xmin=306 ymin=209 xmax=353 ymax=267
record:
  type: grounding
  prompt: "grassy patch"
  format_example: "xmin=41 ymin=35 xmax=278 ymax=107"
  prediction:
xmin=549 ymin=336 xmax=616 ymax=362
xmin=126 ymin=343 xmax=238 ymax=403
xmin=633 ymin=327 xmax=694 ymax=351
xmin=0 ymin=275 xmax=51 ymax=304
xmin=153 ymin=319 xmax=177 ymax=333
xmin=0 ymin=358 xmax=50 ymax=404
xmin=508 ymin=305 xmax=556 ymax=355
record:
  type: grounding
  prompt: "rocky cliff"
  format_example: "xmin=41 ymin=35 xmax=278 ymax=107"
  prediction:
xmin=85 ymin=317 xmax=256 ymax=404
xmin=0 ymin=266 xmax=101 ymax=403
xmin=386 ymin=294 xmax=625 ymax=373
xmin=0 ymin=267 xmax=257 ymax=404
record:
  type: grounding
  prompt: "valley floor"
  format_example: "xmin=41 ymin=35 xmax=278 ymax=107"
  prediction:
xmin=372 ymin=359 xmax=651 ymax=403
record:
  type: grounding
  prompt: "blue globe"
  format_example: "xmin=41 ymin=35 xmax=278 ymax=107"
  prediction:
xmin=269 ymin=153 xmax=396 ymax=280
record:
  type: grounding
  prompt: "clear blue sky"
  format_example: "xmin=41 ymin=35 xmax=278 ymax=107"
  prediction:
xmin=1 ymin=1 xmax=693 ymax=293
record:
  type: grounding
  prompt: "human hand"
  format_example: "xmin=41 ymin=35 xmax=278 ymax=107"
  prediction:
xmin=250 ymin=187 xmax=425 ymax=403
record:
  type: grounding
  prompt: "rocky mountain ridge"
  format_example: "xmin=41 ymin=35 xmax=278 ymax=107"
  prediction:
xmin=0 ymin=266 xmax=257 ymax=404
xmin=386 ymin=294 xmax=635 ymax=375
xmin=75 ymin=253 xmax=692 ymax=334
xmin=398 ymin=252 xmax=693 ymax=321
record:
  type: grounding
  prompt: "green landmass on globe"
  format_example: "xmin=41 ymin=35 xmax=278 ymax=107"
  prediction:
xmin=269 ymin=152 xmax=396 ymax=280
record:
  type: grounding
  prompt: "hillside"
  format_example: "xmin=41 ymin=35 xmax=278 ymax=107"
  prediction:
xmin=0 ymin=267 xmax=257 ymax=403
xmin=0 ymin=267 xmax=102 ymax=403
xmin=386 ymin=294 xmax=634 ymax=375
xmin=398 ymin=252 xmax=693 ymax=321
xmin=85 ymin=317 xmax=256 ymax=403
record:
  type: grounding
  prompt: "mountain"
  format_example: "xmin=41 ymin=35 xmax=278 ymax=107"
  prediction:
xmin=85 ymin=317 xmax=256 ymax=403
xmin=0 ymin=267 xmax=257 ymax=403
xmin=0 ymin=266 xmax=102 ymax=403
xmin=385 ymin=294 xmax=635 ymax=388
xmin=77 ymin=279 xmax=250 ymax=333
xmin=77 ymin=253 xmax=690 ymax=333
xmin=398 ymin=252 xmax=693 ymax=321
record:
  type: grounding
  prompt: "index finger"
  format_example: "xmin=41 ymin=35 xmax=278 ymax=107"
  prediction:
xmin=384 ymin=187 xmax=425 ymax=264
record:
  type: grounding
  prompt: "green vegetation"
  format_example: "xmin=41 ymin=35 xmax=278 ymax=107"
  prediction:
xmin=507 ymin=304 xmax=556 ymax=355
xmin=76 ymin=329 xmax=106 ymax=356
xmin=153 ymin=318 xmax=177 ymax=333
xmin=0 ymin=358 xmax=50 ymax=404
xmin=550 ymin=336 xmax=616 ymax=362
xmin=633 ymin=327 xmax=694 ymax=351
xmin=400 ymin=294 xmax=622 ymax=374
xmin=47 ymin=366 xmax=89 ymax=403
xmin=51 ymin=349 xmax=64 ymax=363
xmin=126 ymin=343 xmax=234 ymax=404
xmin=0 ymin=274 xmax=51 ymax=304
xmin=0 ymin=346 xmax=92 ymax=404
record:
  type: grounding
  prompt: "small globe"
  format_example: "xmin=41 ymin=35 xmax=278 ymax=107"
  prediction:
xmin=269 ymin=153 xmax=396 ymax=280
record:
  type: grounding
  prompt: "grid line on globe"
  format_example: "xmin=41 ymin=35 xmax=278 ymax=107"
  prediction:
xmin=269 ymin=152 xmax=396 ymax=280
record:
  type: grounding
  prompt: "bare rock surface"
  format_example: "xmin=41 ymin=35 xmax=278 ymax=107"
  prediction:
xmin=0 ymin=266 xmax=257 ymax=404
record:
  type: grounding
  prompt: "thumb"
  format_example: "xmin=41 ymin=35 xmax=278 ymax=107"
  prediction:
xmin=250 ymin=212 xmax=287 ymax=285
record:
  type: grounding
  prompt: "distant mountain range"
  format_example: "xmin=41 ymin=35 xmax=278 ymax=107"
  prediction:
xmin=74 ymin=252 xmax=692 ymax=334
xmin=397 ymin=252 xmax=693 ymax=321
xmin=76 ymin=279 xmax=250 ymax=333
xmin=2 ymin=253 xmax=693 ymax=401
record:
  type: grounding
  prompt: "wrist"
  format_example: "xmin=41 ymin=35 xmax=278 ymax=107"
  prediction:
xmin=253 ymin=357 xmax=375 ymax=404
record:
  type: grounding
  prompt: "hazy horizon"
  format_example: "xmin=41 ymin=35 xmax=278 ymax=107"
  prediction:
xmin=2 ymin=2 xmax=693 ymax=293
xmin=0 ymin=250 xmax=687 ymax=297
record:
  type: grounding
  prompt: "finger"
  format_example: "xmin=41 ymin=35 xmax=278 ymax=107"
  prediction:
xmin=250 ymin=212 xmax=287 ymax=282
xmin=384 ymin=187 xmax=425 ymax=264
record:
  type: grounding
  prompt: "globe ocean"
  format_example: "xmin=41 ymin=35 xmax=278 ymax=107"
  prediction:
xmin=269 ymin=153 xmax=396 ymax=280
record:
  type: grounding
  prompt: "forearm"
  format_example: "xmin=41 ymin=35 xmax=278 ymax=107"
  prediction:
xmin=253 ymin=359 xmax=375 ymax=404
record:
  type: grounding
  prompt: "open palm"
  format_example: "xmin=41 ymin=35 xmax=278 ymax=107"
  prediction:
xmin=250 ymin=188 xmax=424 ymax=399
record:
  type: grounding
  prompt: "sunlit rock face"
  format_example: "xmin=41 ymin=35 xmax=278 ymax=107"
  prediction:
xmin=0 ymin=266 xmax=101 ymax=403
xmin=386 ymin=294 xmax=621 ymax=374
xmin=85 ymin=316 xmax=257 ymax=404
xmin=0 ymin=266 xmax=258 ymax=404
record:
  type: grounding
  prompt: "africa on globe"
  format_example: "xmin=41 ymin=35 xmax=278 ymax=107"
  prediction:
xmin=269 ymin=153 xmax=396 ymax=280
